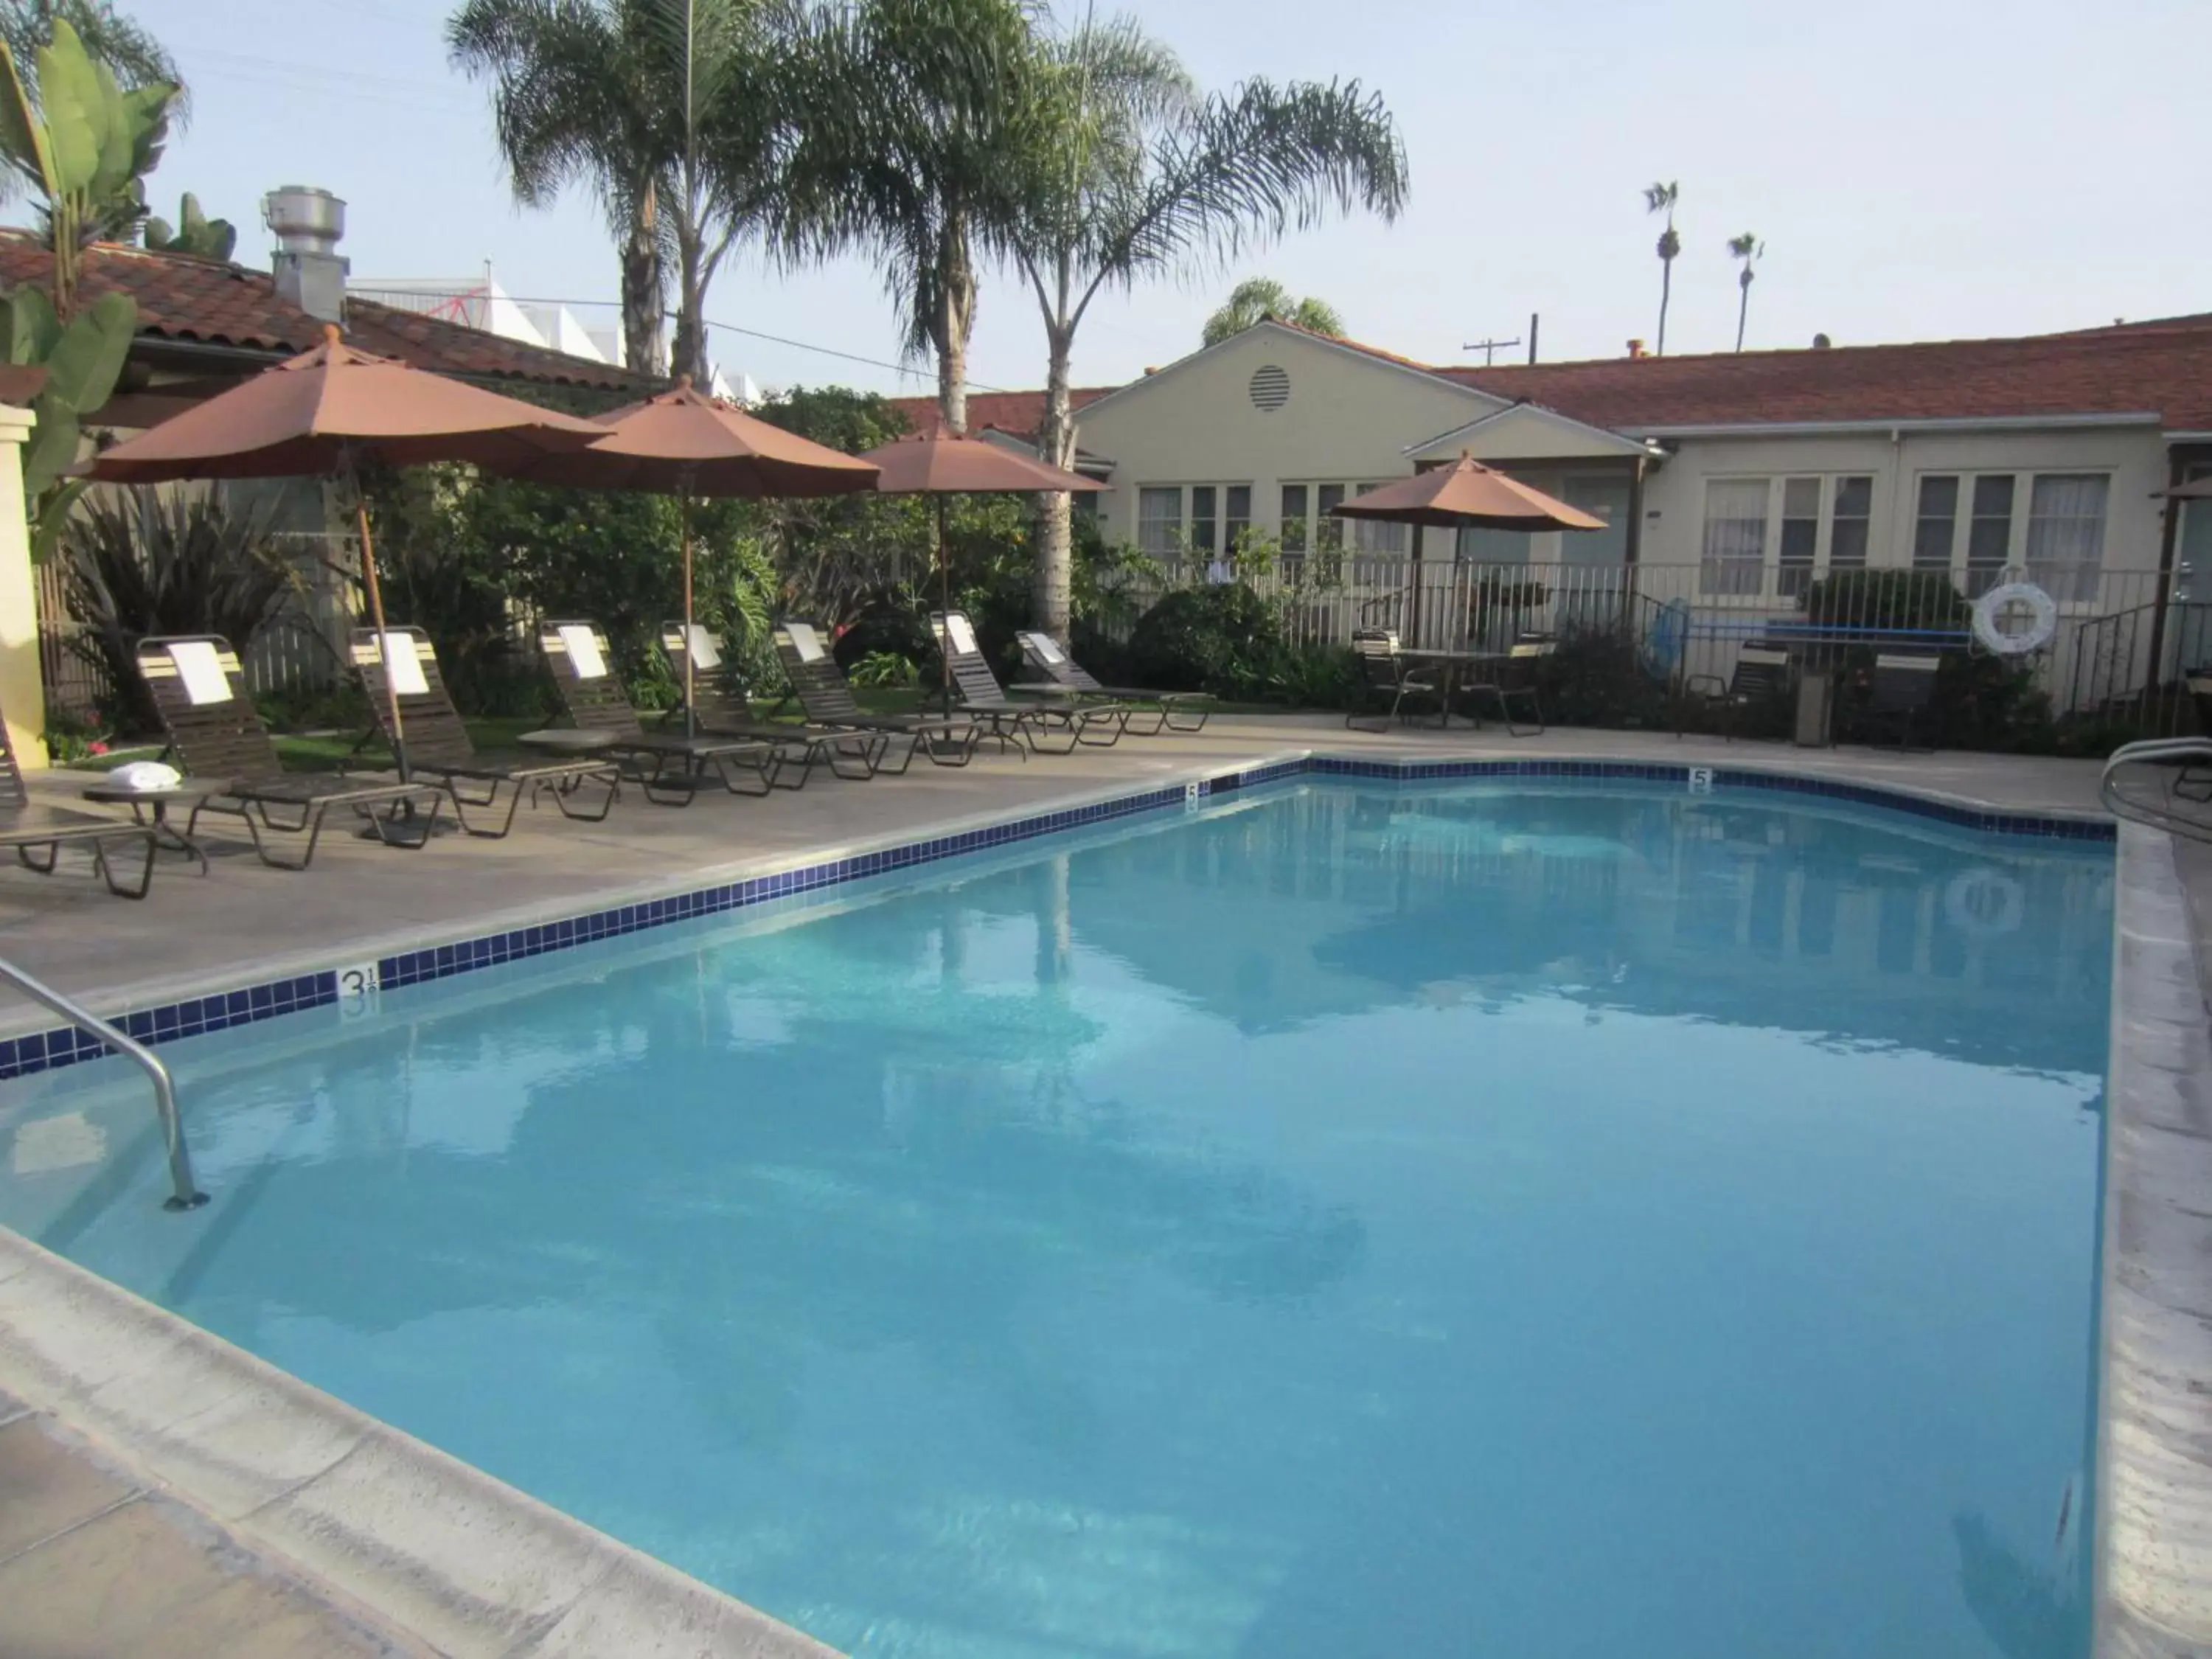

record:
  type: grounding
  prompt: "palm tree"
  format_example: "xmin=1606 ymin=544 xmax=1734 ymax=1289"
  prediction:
xmin=0 ymin=0 xmax=181 ymax=112
xmin=449 ymin=0 xmax=790 ymax=381
xmin=1728 ymin=231 xmax=1761 ymax=352
xmin=779 ymin=0 xmax=1040 ymax=436
xmin=1643 ymin=179 xmax=1679 ymax=355
xmin=1201 ymin=275 xmax=1343 ymax=346
xmin=1014 ymin=27 xmax=1406 ymax=636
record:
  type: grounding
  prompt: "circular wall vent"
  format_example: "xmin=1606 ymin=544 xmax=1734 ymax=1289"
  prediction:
xmin=1248 ymin=364 xmax=1290 ymax=411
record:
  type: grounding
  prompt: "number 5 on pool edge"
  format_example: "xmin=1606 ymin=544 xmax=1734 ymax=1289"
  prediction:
xmin=336 ymin=961 xmax=381 ymax=1019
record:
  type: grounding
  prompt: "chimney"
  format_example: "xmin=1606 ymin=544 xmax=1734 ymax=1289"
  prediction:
xmin=264 ymin=186 xmax=348 ymax=325
xmin=1626 ymin=338 xmax=1647 ymax=359
xmin=1528 ymin=312 xmax=1539 ymax=364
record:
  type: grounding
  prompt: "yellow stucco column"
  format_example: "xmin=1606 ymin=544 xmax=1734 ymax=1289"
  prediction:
xmin=0 ymin=403 xmax=44 ymax=771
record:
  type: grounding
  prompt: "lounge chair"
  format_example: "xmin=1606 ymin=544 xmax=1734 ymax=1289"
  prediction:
xmin=349 ymin=627 xmax=622 ymax=836
xmin=1014 ymin=630 xmax=1213 ymax=735
xmin=136 ymin=635 xmax=446 ymax=870
xmin=771 ymin=621 xmax=979 ymax=771
xmin=537 ymin=620 xmax=786 ymax=804
xmin=659 ymin=622 xmax=887 ymax=784
xmin=1677 ymin=644 xmax=1792 ymax=741
xmin=929 ymin=611 xmax=1121 ymax=754
xmin=1859 ymin=651 xmax=1941 ymax=751
xmin=1346 ymin=629 xmax=1447 ymax=731
xmin=0 ymin=703 xmax=160 ymax=899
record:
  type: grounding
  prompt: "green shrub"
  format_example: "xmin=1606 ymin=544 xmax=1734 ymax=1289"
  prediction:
xmin=1531 ymin=627 xmax=1672 ymax=729
xmin=1124 ymin=583 xmax=1282 ymax=695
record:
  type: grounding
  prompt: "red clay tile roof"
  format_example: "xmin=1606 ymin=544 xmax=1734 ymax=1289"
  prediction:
xmin=1436 ymin=319 xmax=2212 ymax=434
xmin=0 ymin=233 xmax=653 ymax=393
xmin=887 ymin=385 xmax=1116 ymax=440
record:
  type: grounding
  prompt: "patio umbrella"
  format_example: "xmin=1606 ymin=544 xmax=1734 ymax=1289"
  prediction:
xmin=2164 ymin=477 xmax=2212 ymax=500
xmin=1334 ymin=453 xmax=1607 ymax=645
xmin=83 ymin=326 xmax=608 ymax=780
xmin=484 ymin=378 xmax=879 ymax=737
xmin=855 ymin=431 xmax=1104 ymax=712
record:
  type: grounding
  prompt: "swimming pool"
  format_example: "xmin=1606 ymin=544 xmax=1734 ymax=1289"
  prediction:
xmin=0 ymin=779 xmax=2112 ymax=1658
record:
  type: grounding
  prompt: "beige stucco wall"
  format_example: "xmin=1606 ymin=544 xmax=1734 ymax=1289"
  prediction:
xmin=0 ymin=403 xmax=43 ymax=770
xmin=1635 ymin=422 xmax=2171 ymax=580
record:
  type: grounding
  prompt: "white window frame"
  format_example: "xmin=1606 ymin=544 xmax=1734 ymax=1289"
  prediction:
xmin=1136 ymin=486 xmax=1182 ymax=557
xmin=1700 ymin=477 xmax=1773 ymax=596
xmin=1905 ymin=467 xmax=2109 ymax=603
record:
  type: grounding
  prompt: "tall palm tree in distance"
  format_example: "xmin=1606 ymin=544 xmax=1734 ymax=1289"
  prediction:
xmin=1201 ymin=275 xmax=1343 ymax=345
xmin=1728 ymin=232 xmax=1761 ymax=352
xmin=1643 ymin=179 xmax=1679 ymax=355
xmin=1013 ymin=22 xmax=1406 ymax=636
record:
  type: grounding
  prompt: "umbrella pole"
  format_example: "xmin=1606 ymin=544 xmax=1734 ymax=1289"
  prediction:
xmin=938 ymin=495 xmax=953 ymax=717
xmin=681 ymin=491 xmax=696 ymax=741
xmin=352 ymin=483 xmax=409 ymax=783
xmin=1407 ymin=523 xmax=1424 ymax=648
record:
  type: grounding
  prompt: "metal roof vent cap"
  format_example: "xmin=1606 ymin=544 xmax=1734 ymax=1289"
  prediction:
xmin=264 ymin=186 xmax=349 ymax=326
xmin=1249 ymin=364 xmax=1290 ymax=411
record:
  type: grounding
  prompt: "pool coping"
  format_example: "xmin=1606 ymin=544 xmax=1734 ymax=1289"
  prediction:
xmin=0 ymin=748 xmax=2111 ymax=1077
xmin=2097 ymin=825 xmax=2212 ymax=1657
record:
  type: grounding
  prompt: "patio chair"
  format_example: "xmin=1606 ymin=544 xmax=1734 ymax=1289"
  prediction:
xmin=0 ymin=701 xmax=160 ymax=899
xmin=537 ymin=620 xmax=786 ymax=804
xmin=1014 ymin=630 xmax=1213 ymax=736
xmin=771 ymin=621 xmax=981 ymax=771
xmin=1858 ymin=652 xmax=1941 ymax=751
xmin=349 ymin=627 xmax=622 ymax=836
xmin=136 ymin=635 xmax=447 ymax=870
xmin=929 ymin=611 xmax=1122 ymax=754
xmin=659 ymin=622 xmax=887 ymax=784
xmin=1346 ymin=629 xmax=1447 ymax=731
xmin=1456 ymin=635 xmax=1552 ymax=737
xmin=1677 ymin=643 xmax=1792 ymax=742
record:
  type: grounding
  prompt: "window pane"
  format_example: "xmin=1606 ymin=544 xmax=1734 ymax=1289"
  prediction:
xmin=1913 ymin=476 xmax=1959 ymax=570
xmin=1778 ymin=476 xmax=1820 ymax=598
xmin=1829 ymin=476 xmax=1872 ymax=569
xmin=1700 ymin=478 xmax=1768 ymax=596
xmin=1225 ymin=484 xmax=1251 ymax=554
xmin=1190 ymin=484 xmax=1217 ymax=557
xmin=1138 ymin=487 xmax=1181 ymax=557
xmin=1966 ymin=474 xmax=2014 ymax=597
xmin=1279 ymin=484 xmax=1308 ymax=554
xmin=2026 ymin=473 xmax=2108 ymax=604
xmin=1315 ymin=483 xmax=1345 ymax=552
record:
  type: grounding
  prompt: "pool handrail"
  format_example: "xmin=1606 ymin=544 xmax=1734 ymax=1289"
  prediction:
xmin=2100 ymin=737 xmax=2212 ymax=844
xmin=0 ymin=953 xmax=206 ymax=1211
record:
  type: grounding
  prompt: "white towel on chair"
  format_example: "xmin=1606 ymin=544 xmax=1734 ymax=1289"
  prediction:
xmin=167 ymin=641 xmax=233 ymax=706
xmin=557 ymin=625 xmax=608 ymax=680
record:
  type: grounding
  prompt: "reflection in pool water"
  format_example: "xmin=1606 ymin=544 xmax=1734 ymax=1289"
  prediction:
xmin=0 ymin=782 xmax=2111 ymax=1659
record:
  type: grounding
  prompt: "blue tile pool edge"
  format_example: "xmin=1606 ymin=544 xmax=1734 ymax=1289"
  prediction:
xmin=0 ymin=756 xmax=2110 ymax=1083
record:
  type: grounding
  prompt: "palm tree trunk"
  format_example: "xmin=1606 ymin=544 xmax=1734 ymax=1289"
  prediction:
xmin=620 ymin=182 xmax=665 ymax=375
xmin=1657 ymin=257 xmax=1672 ymax=356
xmin=1735 ymin=279 xmax=1750 ymax=353
xmin=672 ymin=215 xmax=709 ymax=385
xmin=1032 ymin=316 xmax=1076 ymax=639
xmin=932 ymin=219 xmax=974 ymax=436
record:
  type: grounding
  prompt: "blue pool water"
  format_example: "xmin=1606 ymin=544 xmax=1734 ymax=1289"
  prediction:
xmin=0 ymin=782 xmax=2112 ymax=1658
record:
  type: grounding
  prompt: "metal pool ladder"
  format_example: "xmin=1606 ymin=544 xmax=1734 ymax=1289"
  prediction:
xmin=2101 ymin=737 xmax=2212 ymax=843
xmin=0 ymin=955 xmax=206 ymax=1211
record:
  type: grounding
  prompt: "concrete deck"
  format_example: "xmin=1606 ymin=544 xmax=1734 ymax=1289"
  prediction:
xmin=0 ymin=717 xmax=2107 ymax=1035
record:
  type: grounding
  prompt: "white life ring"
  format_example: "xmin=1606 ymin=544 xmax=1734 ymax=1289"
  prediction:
xmin=1944 ymin=867 xmax=2025 ymax=939
xmin=1972 ymin=582 xmax=2058 ymax=656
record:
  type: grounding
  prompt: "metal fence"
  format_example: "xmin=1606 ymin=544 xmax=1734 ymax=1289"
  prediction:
xmin=1097 ymin=557 xmax=2194 ymax=730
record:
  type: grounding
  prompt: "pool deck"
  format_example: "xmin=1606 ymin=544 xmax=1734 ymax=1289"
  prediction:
xmin=0 ymin=717 xmax=2107 ymax=1034
xmin=0 ymin=719 xmax=2126 ymax=1659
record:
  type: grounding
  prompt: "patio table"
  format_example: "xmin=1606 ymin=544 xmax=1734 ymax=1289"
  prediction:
xmin=79 ymin=782 xmax=217 ymax=875
xmin=1396 ymin=648 xmax=1511 ymax=728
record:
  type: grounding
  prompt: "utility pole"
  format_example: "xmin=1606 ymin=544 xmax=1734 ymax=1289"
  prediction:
xmin=1461 ymin=334 xmax=1521 ymax=366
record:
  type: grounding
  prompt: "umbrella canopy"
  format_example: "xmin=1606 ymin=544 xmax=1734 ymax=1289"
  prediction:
xmin=1332 ymin=453 xmax=1607 ymax=532
xmin=496 ymin=380 xmax=880 ymax=498
xmin=83 ymin=327 xmax=611 ymax=782
xmin=858 ymin=431 xmax=1104 ymax=497
xmin=2165 ymin=476 xmax=2212 ymax=501
xmin=83 ymin=326 xmax=608 ymax=482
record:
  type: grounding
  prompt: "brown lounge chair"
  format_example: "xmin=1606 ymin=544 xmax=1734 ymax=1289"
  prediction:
xmin=659 ymin=622 xmax=887 ymax=784
xmin=1014 ymin=630 xmax=1212 ymax=736
xmin=538 ymin=619 xmax=785 ymax=804
xmin=928 ymin=610 xmax=1121 ymax=754
xmin=771 ymin=621 xmax=979 ymax=770
xmin=350 ymin=627 xmax=622 ymax=836
xmin=0 ymin=702 xmax=160 ymax=899
xmin=136 ymin=634 xmax=445 ymax=870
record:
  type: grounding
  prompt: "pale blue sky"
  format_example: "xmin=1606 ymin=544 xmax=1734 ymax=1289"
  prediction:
xmin=145 ymin=0 xmax=2211 ymax=398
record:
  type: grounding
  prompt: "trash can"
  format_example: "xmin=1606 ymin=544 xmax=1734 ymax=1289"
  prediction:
xmin=1793 ymin=667 xmax=1834 ymax=748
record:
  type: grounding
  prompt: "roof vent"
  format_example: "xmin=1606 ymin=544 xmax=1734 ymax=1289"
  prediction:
xmin=264 ymin=185 xmax=348 ymax=325
xmin=1812 ymin=332 xmax=1833 ymax=349
xmin=1248 ymin=364 xmax=1290 ymax=411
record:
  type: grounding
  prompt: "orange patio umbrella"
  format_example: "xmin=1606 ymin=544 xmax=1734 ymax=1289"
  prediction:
xmin=84 ymin=326 xmax=608 ymax=779
xmin=1334 ymin=453 xmax=1607 ymax=644
xmin=484 ymin=378 xmax=880 ymax=736
xmin=857 ymin=431 xmax=1103 ymax=710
